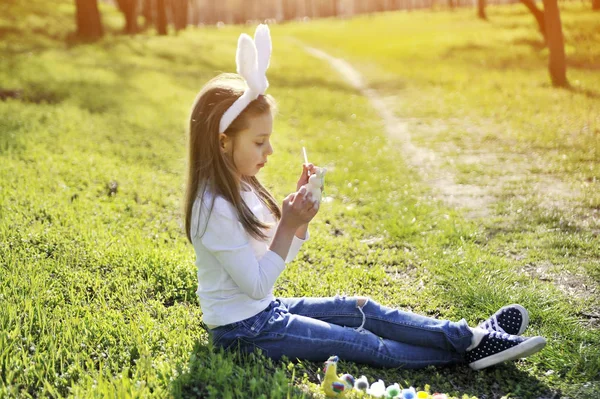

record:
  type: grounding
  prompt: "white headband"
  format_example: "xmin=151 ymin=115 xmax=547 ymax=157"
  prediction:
xmin=219 ymin=24 xmax=272 ymax=134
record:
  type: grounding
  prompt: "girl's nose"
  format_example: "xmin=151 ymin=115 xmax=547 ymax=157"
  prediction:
xmin=265 ymin=142 xmax=273 ymax=156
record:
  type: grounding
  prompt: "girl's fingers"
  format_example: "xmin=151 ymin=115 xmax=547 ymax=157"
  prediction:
xmin=291 ymin=188 xmax=306 ymax=207
xmin=303 ymin=163 xmax=315 ymax=177
xmin=306 ymin=202 xmax=319 ymax=220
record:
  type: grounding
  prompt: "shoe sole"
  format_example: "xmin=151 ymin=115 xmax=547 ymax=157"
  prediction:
xmin=481 ymin=304 xmax=530 ymax=335
xmin=469 ymin=336 xmax=546 ymax=371
xmin=511 ymin=303 xmax=529 ymax=335
xmin=506 ymin=304 xmax=529 ymax=335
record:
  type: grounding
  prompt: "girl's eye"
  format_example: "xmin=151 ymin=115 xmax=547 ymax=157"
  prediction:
xmin=255 ymin=142 xmax=264 ymax=146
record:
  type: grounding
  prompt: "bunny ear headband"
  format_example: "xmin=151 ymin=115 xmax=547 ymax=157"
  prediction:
xmin=219 ymin=24 xmax=272 ymax=134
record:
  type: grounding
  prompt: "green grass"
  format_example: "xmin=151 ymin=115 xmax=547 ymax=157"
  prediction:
xmin=1 ymin=0 xmax=599 ymax=398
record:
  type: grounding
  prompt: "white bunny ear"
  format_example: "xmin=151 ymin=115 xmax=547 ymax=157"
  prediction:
xmin=236 ymin=33 xmax=259 ymax=87
xmin=254 ymin=24 xmax=272 ymax=75
xmin=219 ymin=25 xmax=272 ymax=133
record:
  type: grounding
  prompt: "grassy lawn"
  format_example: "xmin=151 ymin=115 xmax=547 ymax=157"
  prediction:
xmin=1 ymin=0 xmax=598 ymax=398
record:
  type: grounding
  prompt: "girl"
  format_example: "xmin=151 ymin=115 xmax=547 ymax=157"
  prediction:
xmin=183 ymin=25 xmax=546 ymax=371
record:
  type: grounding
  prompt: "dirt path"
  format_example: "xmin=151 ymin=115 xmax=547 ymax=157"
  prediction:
xmin=303 ymin=46 xmax=589 ymax=221
xmin=304 ymin=45 xmax=497 ymax=218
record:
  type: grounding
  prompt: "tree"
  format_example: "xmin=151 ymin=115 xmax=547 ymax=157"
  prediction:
xmin=190 ymin=0 xmax=202 ymax=26
xmin=477 ymin=0 xmax=487 ymax=20
xmin=520 ymin=0 xmax=546 ymax=40
xmin=304 ymin=0 xmax=314 ymax=18
xmin=282 ymin=0 xmax=297 ymax=20
xmin=156 ymin=0 xmax=168 ymax=35
xmin=542 ymin=0 xmax=568 ymax=87
xmin=142 ymin=0 xmax=154 ymax=28
xmin=116 ymin=0 xmax=138 ymax=34
xmin=331 ymin=0 xmax=338 ymax=16
xmin=75 ymin=0 xmax=103 ymax=39
xmin=203 ymin=0 xmax=217 ymax=24
xmin=171 ymin=0 xmax=189 ymax=31
xmin=593 ymin=0 xmax=600 ymax=11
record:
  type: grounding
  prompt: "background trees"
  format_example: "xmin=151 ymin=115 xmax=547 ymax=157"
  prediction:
xmin=542 ymin=0 xmax=568 ymax=86
xmin=75 ymin=0 xmax=103 ymax=39
xmin=73 ymin=0 xmax=576 ymax=86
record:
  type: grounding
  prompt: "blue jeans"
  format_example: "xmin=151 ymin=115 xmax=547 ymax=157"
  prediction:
xmin=209 ymin=296 xmax=473 ymax=368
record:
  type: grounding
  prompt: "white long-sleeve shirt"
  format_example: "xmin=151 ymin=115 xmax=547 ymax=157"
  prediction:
xmin=191 ymin=185 xmax=308 ymax=327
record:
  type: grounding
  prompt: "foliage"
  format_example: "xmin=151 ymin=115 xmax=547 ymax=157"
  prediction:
xmin=1 ymin=1 xmax=599 ymax=398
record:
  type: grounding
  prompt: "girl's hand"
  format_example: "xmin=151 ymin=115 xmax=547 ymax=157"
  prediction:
xmin=281 ymin=186 xmax=319 ymax=230
xmin=296 ymin=163 xmax=318 ymax=191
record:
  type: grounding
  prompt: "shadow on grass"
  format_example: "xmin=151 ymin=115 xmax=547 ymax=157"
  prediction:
xmin=12 ymin=78 xmax=137 ymax=114
xmin=440 ymin=42 xmax=545 ymax=71
xmin=441 ymin=32 xmax=600 ymax=74
xmin=443 ymin=42 xmax=600 ymax=75
xmin=512 ymin=37 xmax=546 ymax=51
xmin=172 ymin=341 xmax=557 ymax=398
xmin=542 ymin=81 xmax=600 ymax=100
xmin=333 ymin=360 xmax=558 ymax=399
xmin=567 ymin=60 xmax=600 ymax=71
xmin=171 ymin=342 xmax=309 ymax=399
xmin=0 ymin=5 xmax=124 ymax=55
xmin=0 ymin=26 xmax=22 ymax=38
xmin=512 ymin=38 xmax=600 ymax=72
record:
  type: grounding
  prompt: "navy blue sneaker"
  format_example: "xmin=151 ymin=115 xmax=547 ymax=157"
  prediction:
xmin=478 ymin=304 xmax=529 ymax=336
xmin=466 ymin=331 xmax=546 ymax=370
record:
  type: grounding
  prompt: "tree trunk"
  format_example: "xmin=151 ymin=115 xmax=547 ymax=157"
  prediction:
xmin=142 ymin=0 xmax=153 ymax=28
xmin=304 ymin=0 xmax=313 ymax=18
xmin=171 ymin=0 xmax=188 ymax=31
xmin=520 ymin=0 xmax=546 ymax=40
xmin=181 ymin=0 xmax=189 ymax=28
xmin=209 ymin=0 xmax=217 ymax=23
xmin=477 ymin=0 xmax=487 ymax=19
xmin=542 ymin=0 xmax=568 ymax=87
xmin=75 ymin=0 xmax=103 ymax=39
xmin=245 ymin=0 xmax=258 ymax=21
xmin=156 ymin=0 xmax=168 ymax=34
xmin=190 ymin=0 xmax=200 ymax=25
xmin=116 ymin=0 xmax=138 ymax=34
xmin=282 ymin=0 xmax=296 ymax=20
xmin=275 ymin=0 xmax=284 ymax=21
xmin=375 ymin=0 xmax=386 ymax=12
xmin=593 ymin=0 xmax=600 ymax=10
xmin=170 ymin=0 xmax=178 ymax=29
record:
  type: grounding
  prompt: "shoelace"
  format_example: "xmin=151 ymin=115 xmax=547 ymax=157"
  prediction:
xmin=487 ymin=330 xmax=520 ymax=342
xmin=482 ymin=314 xmax=506 ymax=334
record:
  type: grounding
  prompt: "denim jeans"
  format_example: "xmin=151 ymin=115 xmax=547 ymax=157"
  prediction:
xmin=209 ymin=296 xmax=473 ymax=368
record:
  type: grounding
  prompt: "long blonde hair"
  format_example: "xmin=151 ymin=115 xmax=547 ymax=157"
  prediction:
xmin=184 ymin=73 xmax=281 ymax=244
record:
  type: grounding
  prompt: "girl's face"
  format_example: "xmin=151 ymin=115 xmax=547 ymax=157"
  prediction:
xmin=221 ymin=110 xmax=274 ymax=178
